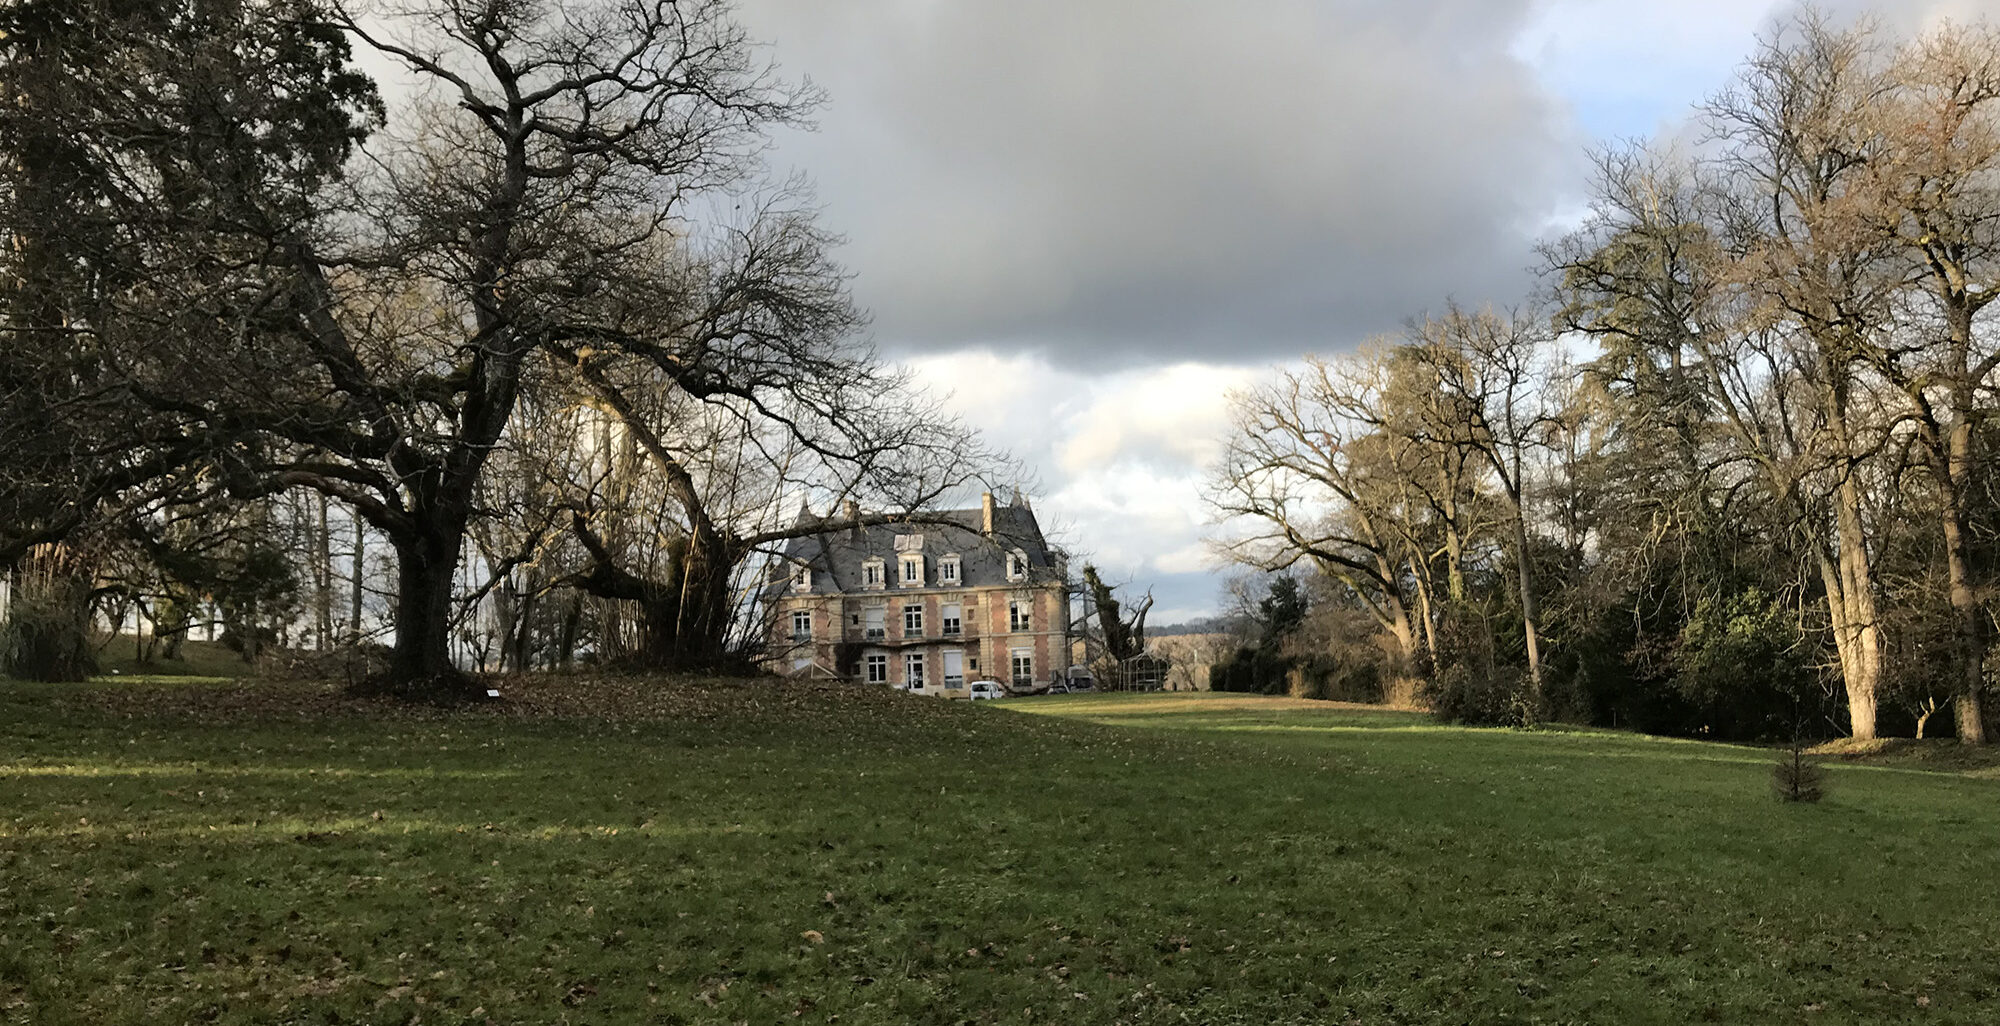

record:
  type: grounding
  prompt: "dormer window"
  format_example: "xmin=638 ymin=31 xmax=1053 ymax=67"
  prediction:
xmin=1006 ymin=549 xmax=1029 ymax=582
xmin=791 ymin=564 xmax=812 ymax=592
xmin=899 ymin=554 xmax=925 ymax=587
xmin=862 ymin=558 xmax=886 ymax=589
xmin=939 ymin=554 xmax=961 ymax=584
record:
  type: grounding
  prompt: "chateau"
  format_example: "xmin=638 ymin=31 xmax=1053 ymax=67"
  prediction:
xmin=768 ymin=492 xmax=1072 ymax=690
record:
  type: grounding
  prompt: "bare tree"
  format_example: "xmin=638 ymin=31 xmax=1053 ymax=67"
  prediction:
xmin=1859 ymin=22 xmax=2000 ymax=742
xmin=1700 ymin=12 xmax=1905 ymax=739
xmin=1209 ymin=349 xmax=1487 ymax=675
xmin=1400 ymin=305 xmax=1557 ymax=705
xmin=1081 ymin=563 xmax=1152 ymax=664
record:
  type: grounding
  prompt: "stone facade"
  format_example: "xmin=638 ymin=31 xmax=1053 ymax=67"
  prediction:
xmin=768 ymin=492 xmax=1072 ymax=690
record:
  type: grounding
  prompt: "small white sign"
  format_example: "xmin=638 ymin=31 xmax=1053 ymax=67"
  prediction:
xmin=485 ymin=689 xmax=501 ymax=699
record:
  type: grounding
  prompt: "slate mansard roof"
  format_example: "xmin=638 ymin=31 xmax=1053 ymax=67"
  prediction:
xmin=776 ymin=499 xmax=1063 ymax=597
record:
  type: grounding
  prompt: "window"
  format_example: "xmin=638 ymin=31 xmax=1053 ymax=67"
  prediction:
xmin=1006 ymin=549 xmax=1029 ymax=581
xmin=903 ymin=603 xmax=924 ymax=638
xmin=1011 ymin=649 xmax=1033 ymax=688
xmin=941 ymin=602 xmax=962 ymax=636
xmin=905 ymin=652 xmax=926 ymax=687
xmin=943 ymin=649 xmax=964 ymax=688
xmin=862 ymin=558 xmax=885 ymax=589
xmin=864 ymin=605 xmax=885 ymax=640
xmin=1009 ymin=599 xmax=1030 ymax=633
xmin=939 ymin=555 xmax=961 ymax=584
xmin=790 ymin=609 xmax=812 ymax=641
xmin=865 ymin=653 xmax=887 ymax=684
xmin=900 ymin=555 xmax=924 ymax=586
xmin=791 ymin=564 xmax=812 ymax=592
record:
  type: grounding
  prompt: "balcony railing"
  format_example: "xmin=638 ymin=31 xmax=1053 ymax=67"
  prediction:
xmin=790 ymin=631 xmax=812 ymax=642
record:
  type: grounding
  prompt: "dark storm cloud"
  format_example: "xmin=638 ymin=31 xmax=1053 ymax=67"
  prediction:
xmin=734 ymin=0 xmax=1586 ymax=367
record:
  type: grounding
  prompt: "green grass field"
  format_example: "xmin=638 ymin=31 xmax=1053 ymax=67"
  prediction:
xmin=2 ymin=679 xmax=1996 ymax=1025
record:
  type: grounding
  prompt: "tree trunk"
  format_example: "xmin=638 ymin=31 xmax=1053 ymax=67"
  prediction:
xmin=1939 ymin=302 xmax=1986 ymax=742
xmin=1942 ymin=474 xmax=1986 ymax=744
xmin=313 ymin=492 xmax=333 ymax=649
xmin=643 ymin=536 xmax=737 ymax=671
xmin=348 ymin=514 xmax=365 ymax=642
xmin=1834 ymin=474 xmax=1883 ymax=740
xmin=508 ymin=588 xmax=535 ymax=672
xmin=1817 ymin=546 xmax=1877 ymax=741
xmin=158 ymin=589 xmax=190 ymax=661
xmin=1386 ymin=610 xmax=1419 ymax=676
xmin=384 ymin=530 xmax=473 ymax=696
xmin=1407 ymin=556 xmax=1439 ymax=675
xmin=1510 ymin=508 xmax=1545 ymax=709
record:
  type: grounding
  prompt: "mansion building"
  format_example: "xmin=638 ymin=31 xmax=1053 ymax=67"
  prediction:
xmin=769 ymin=492 xmax=1072 ymax=690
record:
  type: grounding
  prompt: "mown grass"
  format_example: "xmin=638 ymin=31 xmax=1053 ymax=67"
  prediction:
xmin=2 ymin=680 xmax=1996 ymax=1025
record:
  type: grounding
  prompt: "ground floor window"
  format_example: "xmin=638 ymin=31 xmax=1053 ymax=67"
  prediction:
xmin=906 ymin=652 xmax=926 ymax=687
xmin=865 ymin=653 xmax=887 ymax=684
xmin=1011 ymin=649 xmax=1033 ymax=688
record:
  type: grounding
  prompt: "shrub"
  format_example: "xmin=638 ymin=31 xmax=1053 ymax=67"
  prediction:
xmin=1422 ymin=606 xmax=1534 ymax=726
xmin=1675 ymin=589 xmax=1814 ymax=741
xmin=1423 ymin=660 xmax=1535 ymax=726
xmin=2 ymin=578 xmax=95 ymax=682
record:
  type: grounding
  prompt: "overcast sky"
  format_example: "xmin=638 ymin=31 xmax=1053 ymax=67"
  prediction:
xmin=730 ymin=0 xmax=2000 ymax=623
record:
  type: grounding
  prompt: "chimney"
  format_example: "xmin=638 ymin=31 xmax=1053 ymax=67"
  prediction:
xmin=844 ymin=498 xmax=861 ymax=540
xmin=981 ymin=491 xmax=995 ymax=534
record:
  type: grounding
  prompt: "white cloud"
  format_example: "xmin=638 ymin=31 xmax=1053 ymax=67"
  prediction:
xmin=905 ymin=353 xmax=1253 ymax=617
xmin=1055 ymin=363 xmax=1253 ymax=476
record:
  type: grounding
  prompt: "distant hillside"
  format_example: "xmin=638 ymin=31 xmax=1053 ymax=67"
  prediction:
xmin=1148 ymin=616 xmax=1243 ymax=638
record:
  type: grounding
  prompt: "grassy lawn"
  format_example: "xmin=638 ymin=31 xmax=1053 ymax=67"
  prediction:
xmin=2 ymin=681 xmax=1997 ymax=1025
xmin=88 ymin=635 xmax=257 ymax=680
